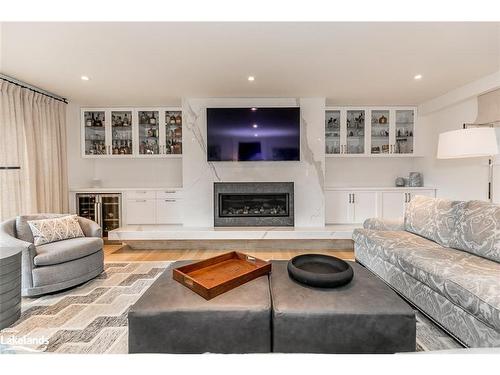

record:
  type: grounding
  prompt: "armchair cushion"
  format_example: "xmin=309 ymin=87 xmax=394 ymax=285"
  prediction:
xmin=34 ymin=237 xmax=103 ymax=266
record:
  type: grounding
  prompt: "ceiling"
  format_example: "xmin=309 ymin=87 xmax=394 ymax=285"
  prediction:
xmin=1 ymin=22 xmax=499 ymax=106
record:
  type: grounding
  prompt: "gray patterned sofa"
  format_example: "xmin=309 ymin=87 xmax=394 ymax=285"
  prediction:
xmin=353 ymin=195 xmax=500 ymax=348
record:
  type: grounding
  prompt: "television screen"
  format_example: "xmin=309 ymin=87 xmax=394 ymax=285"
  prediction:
xmin=207 ymin=107 xmax=300 ymax=161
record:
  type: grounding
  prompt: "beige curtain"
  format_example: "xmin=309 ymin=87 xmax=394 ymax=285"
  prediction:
xmin=0 ymin=80 xmax=68 ymax=220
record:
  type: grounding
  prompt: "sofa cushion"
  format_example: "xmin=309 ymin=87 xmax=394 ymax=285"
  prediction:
xmin=404 ymin=195 xmax=463 ymax=247
xmin=28 ymin=215 xmax=85 ymax=246
xmin=450 ymin=200 xmax=500 ymax=263
xmin=353 ymin=228 xmax=500 ymax=332
xmin=16 ymin=214 xmax=66 ymax=243
xmin=34 ymin=237 xmax=103 ymax=266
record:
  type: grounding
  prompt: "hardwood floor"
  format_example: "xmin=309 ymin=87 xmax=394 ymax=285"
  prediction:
xmin=104 ymin=243 xmax=355 ymax=262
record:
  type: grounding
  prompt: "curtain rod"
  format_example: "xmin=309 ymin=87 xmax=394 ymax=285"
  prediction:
xmin=0 ymin=74 xmax=68 ymax=104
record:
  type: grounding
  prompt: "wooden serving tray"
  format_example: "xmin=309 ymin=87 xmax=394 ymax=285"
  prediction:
xmin=172 ymin=251 xmax=272 ymax=300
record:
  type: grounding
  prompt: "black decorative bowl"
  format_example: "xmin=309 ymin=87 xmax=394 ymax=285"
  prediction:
xmin=287 ymin=254 xmax=354 ymax=288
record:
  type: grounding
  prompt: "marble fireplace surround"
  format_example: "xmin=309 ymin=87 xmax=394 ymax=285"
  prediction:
xmin=182 ymin=97 xmax=325 ymax=227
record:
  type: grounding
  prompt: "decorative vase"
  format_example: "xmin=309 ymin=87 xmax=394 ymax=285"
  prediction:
xmin=408 ymin=172 xmax=423 ymax=187
xmin=395 ymin=177 xmax=405 ymax=187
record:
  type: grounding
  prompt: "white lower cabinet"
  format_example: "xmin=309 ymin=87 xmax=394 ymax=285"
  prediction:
xmin=126 ymin=199 xmax=156 ymax=224
xmin=156 ymin=199 xmax=183 ymax=224
xmin=325 ymin=190 xmax=377 ymax=224
xmin=125 ymin=189 xmax=183 ymax=225
xmin=326 ymin=188 xmax=436 ymax=224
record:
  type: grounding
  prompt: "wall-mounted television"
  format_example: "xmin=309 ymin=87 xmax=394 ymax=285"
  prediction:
xmin=207 ymin=107 xmax=300 ymax=162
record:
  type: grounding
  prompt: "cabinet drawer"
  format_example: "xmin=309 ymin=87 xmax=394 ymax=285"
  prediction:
xmin=156 ymin=189 xmax=183 ymax=199
xmin=156 ymin=199 xmax=183 ymax=224
xmin=126 ymin=199 xmax=156 ymax=224
xmin=126 ymin=190 xmax=156 ymax=199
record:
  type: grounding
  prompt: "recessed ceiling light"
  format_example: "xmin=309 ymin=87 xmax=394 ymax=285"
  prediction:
xmin=254 ymin=133 xmax=258 ymax=137
xmin=414 ymin=74 xmax=422 ymax=80
xmin=251 ymin=107 xmax=257 ymax=111
xmin=81 ymin=75 xmax=90 ymax=81
xmin=252 ymin=124 xmax=258 ymax=128
xmin=248 ymin=76 xmax=255 ymax=82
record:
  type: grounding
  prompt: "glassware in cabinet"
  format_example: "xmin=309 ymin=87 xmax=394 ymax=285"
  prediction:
xmin=165 ymin=110 xmax=182 ymax=154
xmin=138 ymin=110 xmax=160 ymax=155
xmin=83 ymin=111 xmax=107 ymax=155
xmin=325 ymin=110 xmax=341 ymax=154
xmin=370 ymin=110 xmax=390 ymax=154
xmin=111 ymin=110 xmax=133 ymax=155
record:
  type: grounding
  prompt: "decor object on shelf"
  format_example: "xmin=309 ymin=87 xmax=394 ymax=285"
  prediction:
xmin=354 ymin=195 xmax=500 ymax=347
xmin=173 ymin=251 xmax=272 ymax=300
xmin=0 ymin=214 xmax=104 ymax=297
xmin=395 ymin=177 xmax=406 ymax=187
xmin=378 ymin=115 xmax=388 ymax=124
xmin=287 ymin=254 xmax=353 ymax=288
xmin=408 ymin=172 xmax=423 ymax=187
xmin=437 ymin=126 xmax=499 ymax=201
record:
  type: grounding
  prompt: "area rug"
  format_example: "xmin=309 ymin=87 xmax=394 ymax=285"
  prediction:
xmin=0 ymin=261 xmax=462 ymax=354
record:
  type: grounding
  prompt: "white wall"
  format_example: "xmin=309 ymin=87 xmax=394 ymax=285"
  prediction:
xmin=325 ymin=158 xmax=417 ymax=187
xmin=66 ymin=102 xmax=183 ymax=189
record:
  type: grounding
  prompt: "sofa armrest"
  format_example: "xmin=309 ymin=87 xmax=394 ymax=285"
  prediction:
xmin=363 ymin=218 xmax=405 ymax=231
xmin=77 ymin=217 xmax=102 ymax=238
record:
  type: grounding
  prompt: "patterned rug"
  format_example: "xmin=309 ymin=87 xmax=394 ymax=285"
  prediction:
xmin=0 ymin=261 xmax=462 ymax=354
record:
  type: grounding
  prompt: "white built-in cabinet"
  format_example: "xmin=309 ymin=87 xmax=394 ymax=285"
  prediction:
xmin=325 ymin=107 xmax=417 ymax=157
xmin=325 ymin=188 xmax=436 ymax=224
xmin=125 ymin=189 xmax=183 ymax=225
xmin=81 ymin=107 xmax=182 ymax=158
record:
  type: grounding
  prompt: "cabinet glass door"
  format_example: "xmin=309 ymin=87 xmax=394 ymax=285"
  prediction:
xmin=138 ymin=110 xmax=160 ymax=155
xmin=325 ymin=110 xmax=341 ymax=154
xmin=83 ymin=111 xmax=106 ymax=155
xmin=394 ymin=109 xmax=414 ymax=154
xmin=76 ymin=194 xmax=97 ymax=222
xmin=371 ymin=110 xmax=390 ymax=154
xmin=111 ymin=110 xmax=133 ymax=155
xmin=346 ymin=110 xmax=365 ymax=154
xmin=101 ymin=194 xmax=121 ymax=237
xmin=165 ymin=110 xmax=182 ymax=154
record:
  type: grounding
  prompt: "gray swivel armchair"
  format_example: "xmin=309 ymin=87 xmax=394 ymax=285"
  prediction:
xmin=0 ymin=214 xmax=104 ymax=297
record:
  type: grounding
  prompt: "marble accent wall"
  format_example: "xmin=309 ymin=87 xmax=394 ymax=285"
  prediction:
xmin=182 ymin=97 xmax=325 ymax=227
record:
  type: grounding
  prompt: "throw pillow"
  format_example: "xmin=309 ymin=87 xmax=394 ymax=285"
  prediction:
xmin=27 ymin=214 xmax=85 ymax=246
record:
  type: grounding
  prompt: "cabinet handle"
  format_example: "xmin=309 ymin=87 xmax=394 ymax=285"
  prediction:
xmin=164 ymin=199 xmax=176 ymax=202
xmin=407 ymin=193 xmax=411 ymax=203
xmin=135 ymin=199 xmax=147 ymax=203
xmin=348 ymin=193 xmax=352 ymax=204
xmin=164 ymin=190 xmax=176 ymax=194
xmin=352 ymin=193 xmax=355 ymax=204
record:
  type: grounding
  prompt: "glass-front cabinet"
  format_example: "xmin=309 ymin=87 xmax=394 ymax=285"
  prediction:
xmin=165 ymin=110 xmax=182 ymax=154
xmin=111 ymin=110 xmax=133 ymax=155
xmin=138 ymin=110 xmax=160 ymax=155
xmin=325 ymin=106 xmax=416 ymax=157
xmin=370 ymin=109 xmax=390 ymax=154
xmin=346 ymin=109 xmax=365 ymax=154
xmin=83 ymin=110 xmax=107 ymax=155
xmin=325 ymin=110 xmax=341 ymax=154
xmin=394 ymin=109 xmax=414 ymax=154
xmin=81 ymin=107 xmax=182 ymax=158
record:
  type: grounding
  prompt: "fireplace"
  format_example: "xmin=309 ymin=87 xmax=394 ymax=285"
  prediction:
xmin=214 ymin=182 xmax=294 ymax=227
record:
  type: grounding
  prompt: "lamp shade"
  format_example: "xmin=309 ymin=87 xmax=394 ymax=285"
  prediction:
xmin=437 ymin=128 xmax=499 ymax=159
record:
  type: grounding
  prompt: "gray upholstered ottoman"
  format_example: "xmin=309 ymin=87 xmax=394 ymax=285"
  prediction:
xmin=270 ymin=260 xmax=416 ymax=353
xmin=128 ymin=261 xmax=271 ymax=354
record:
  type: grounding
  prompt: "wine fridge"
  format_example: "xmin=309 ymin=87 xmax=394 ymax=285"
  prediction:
xmin=76 ymin=193 xmax=122 ymax=238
